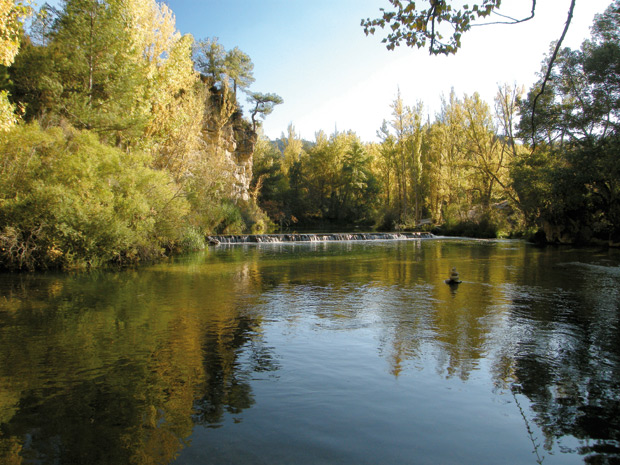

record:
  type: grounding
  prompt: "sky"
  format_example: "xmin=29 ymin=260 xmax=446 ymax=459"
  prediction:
xmin=164 ymin=1 xmax=611 ymax=141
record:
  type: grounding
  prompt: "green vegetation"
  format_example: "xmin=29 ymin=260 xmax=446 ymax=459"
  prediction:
xmin=1 ymin=0 xmax=618 ymax=270
xmin=0 ymin=0 xmax=281 ymax=270
xmin=251 ymin=88 xmax=519 ymax=237
xmin=0 ymin=124 xmax=189 ymax=270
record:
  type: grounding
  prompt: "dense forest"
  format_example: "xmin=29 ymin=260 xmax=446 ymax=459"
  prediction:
xmin=0 ymin=0 xmax=619 ymax=271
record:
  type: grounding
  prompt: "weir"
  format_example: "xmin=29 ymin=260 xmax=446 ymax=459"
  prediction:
xmin=207 ymin=232 xmax=433 ymax=244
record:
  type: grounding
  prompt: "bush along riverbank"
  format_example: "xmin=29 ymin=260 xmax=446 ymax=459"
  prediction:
xmin=0 ymin=125 xmax=191 ymax=271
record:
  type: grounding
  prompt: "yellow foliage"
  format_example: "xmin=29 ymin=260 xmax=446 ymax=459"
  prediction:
xmin=0 ymin=0 xmax=30 ymax=66
xmin=0 ymin=0 xmax=31 ymax=131
xmin=0 ymin=92 xmax=18 ymax=132
xmin=123 ymin=0 xmax=203 ymax=179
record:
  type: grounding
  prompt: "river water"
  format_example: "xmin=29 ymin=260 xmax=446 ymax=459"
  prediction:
xmin=0 ymin=238 xmax=619 ymax=464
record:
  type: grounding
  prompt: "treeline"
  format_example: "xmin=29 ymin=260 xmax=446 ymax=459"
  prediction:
xmin=253 ymin=90 xmax=518 ymax=235
xmin=0 ymin=0 xmax=280 ymax=270
xmin=252 ymin=1 xmax=620 ymax=245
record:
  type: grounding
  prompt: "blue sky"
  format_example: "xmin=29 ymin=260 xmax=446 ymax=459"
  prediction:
xmin=61 ymin=1 xmax=618 ymax=142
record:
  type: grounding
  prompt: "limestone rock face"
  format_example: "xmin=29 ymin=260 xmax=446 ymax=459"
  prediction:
xmin=228 ymin=121 xmax=257 ymax=202
xmin=203 ymin=84 xmax=257 ymax=202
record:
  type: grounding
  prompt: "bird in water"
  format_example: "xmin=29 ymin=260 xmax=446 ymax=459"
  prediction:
xmin=445 ymin=267 xmax=462 ymax=285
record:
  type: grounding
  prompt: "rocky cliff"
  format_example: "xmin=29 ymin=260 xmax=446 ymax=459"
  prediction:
xmin=229 ymin=117 xmax=257 ymax=201
xmin=203 ymin=84 xmax=257 ymax=202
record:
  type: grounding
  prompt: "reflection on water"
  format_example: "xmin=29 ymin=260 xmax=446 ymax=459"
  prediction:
xmin=0 ymin=239 xmax=619 ymax=464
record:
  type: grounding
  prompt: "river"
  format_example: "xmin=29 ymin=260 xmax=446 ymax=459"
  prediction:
xmin=0 ymin=238 xmax=619 ymax=464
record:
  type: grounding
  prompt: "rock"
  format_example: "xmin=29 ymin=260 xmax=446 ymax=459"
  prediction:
xmin=445 ymin=267 xmax=462 ymax=284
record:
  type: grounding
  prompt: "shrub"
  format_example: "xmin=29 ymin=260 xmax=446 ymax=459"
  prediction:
xmin=0 ymin=124 xmax=189 ymax=270
xmin=239 ymin=200 xmax=275 ymax=234
xmin=179 ymin=226 xmax=206 ymax=251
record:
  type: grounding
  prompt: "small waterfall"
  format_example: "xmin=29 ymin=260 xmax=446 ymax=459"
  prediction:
xmin=206 ymin=232 xmax=433 ymax=245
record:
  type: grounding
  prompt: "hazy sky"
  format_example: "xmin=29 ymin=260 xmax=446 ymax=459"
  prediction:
xmin=166 ymin=1 xmax=611 ymax=141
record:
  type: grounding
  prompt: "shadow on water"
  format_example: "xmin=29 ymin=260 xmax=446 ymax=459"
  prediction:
xmin=0 ymin=239 xmax=618 ymax=464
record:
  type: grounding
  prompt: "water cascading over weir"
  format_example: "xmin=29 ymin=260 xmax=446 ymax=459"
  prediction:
xmin=207 ymin=232 xmax=433 ymax=245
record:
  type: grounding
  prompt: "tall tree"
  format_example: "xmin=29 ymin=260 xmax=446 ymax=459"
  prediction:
xmin=126 ymin=0 xmax=203 ymax=177
xmin=224 ymin=46 xmax=254 ymax=95
xmin=428 ymin=90 xmax=468 ymax=222
xmin=406 ymin=100 xmax=426 ymax=221
xmin=376 ymin=120 xmax=397 ymax=211
xmin=389 ymin=89 xmax=410 ymax=219
xmin=193 ymin=37 xmax=226 ymax=85
xmin=514 ymin=0 xmax=620 ymax=243
xmin=460 ymin=92 xmax=507 ymax=209
xmin=43 ymin=0 xmax=150 ymax=143
xmin=385 ymin=90 xmax=428 ymax=223
xmin=279 ymin=123 xmax=304 ymax=173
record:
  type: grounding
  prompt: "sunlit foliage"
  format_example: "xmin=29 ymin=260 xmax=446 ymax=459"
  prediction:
xmin=514 ymin=0 xmax=620 ymax=244
xmin=0 ymin=124 xmax=189 ymax=270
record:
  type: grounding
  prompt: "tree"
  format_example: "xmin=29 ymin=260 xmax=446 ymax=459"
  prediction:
xmin=193 ymin=38 xmax=254 ymax=96
xmin=0 ymin=124 xmax=190 ymax=270
xmin=0 ymin=0 xmax=31 ymax=131
xmin=33 ymin=0 xmax=152 ymax=144
xmin=514 ymin=0 xmax=620 ymax=244
xmin=277 ymin=123 xmax=304 ymax=174
xmin=383 ymin=90 xmax=428 ymax=224
xmin=224 ymin=46 xmax=255 ymax=95
xmin=458 ymin=92 xmax=514 ymax=211
xmin=251 ymin=135 xmax=291 ymax=228
xmin=193 ymin=37 xmax=226 ymax=84
xmin=376 ymin=120 xmax=397 ymax=212
xmin=0 ymin=0 xmax=31 ymax=66
xmin=247 ymin=91 xmax=283 ymax=132
xmin=389 ymin=89 xmax=410 ymax=220
xmin=339 ymin=140 xmax=380 ymax=222
xmin=126 ymin=0 xmax=204 ymax=178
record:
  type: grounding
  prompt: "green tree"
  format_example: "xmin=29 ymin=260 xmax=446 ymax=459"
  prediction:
xmin=193 ymin=37 xmax=226 ymax=84
xmin=193 ymin=38 xmax=255 ymax=96
xmin=247 ymin=91 xmax=283 ymax=132
xmin=225 ymin=46 xmax=255 ymax=95
xmin=339 ymin=140 xmax=380 ymax=223
xmin=427 ymin=91 xmax=470 ymax=224
xmin=251 ymin=135 xmax=291 ymax=228
xmin=375 ymin=121 xmax=397 ymax=213
xmin=27 ymin=0 xmax=152 ymax=144
xmin=279 ymin=122 xmax=304 ymax=173
xmin=7 ymin=33 xmax=63 ymax=121
xmin=382 ymin=90 xmax=429 ymax=225
xmin=514 ymin=0 xmax=620 ymax=244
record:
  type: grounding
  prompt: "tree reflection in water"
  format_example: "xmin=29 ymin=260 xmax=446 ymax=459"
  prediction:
xmin=0 ymin=259 xmax=278 ymax=464
xmin=0 ymin=241 xmax=618 ymax=464
xmin=495 ymin=263 xmax=620 ymax=463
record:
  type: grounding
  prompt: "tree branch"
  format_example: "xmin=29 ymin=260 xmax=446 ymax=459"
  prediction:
xmin=531 ymin=0 xmax=576 ymax=147
xmin=472 ymin=0 xmax=537 ymax=26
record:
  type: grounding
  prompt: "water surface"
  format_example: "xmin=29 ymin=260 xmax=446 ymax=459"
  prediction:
xmin=1 ymin=239 xmax=619 ymax=464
